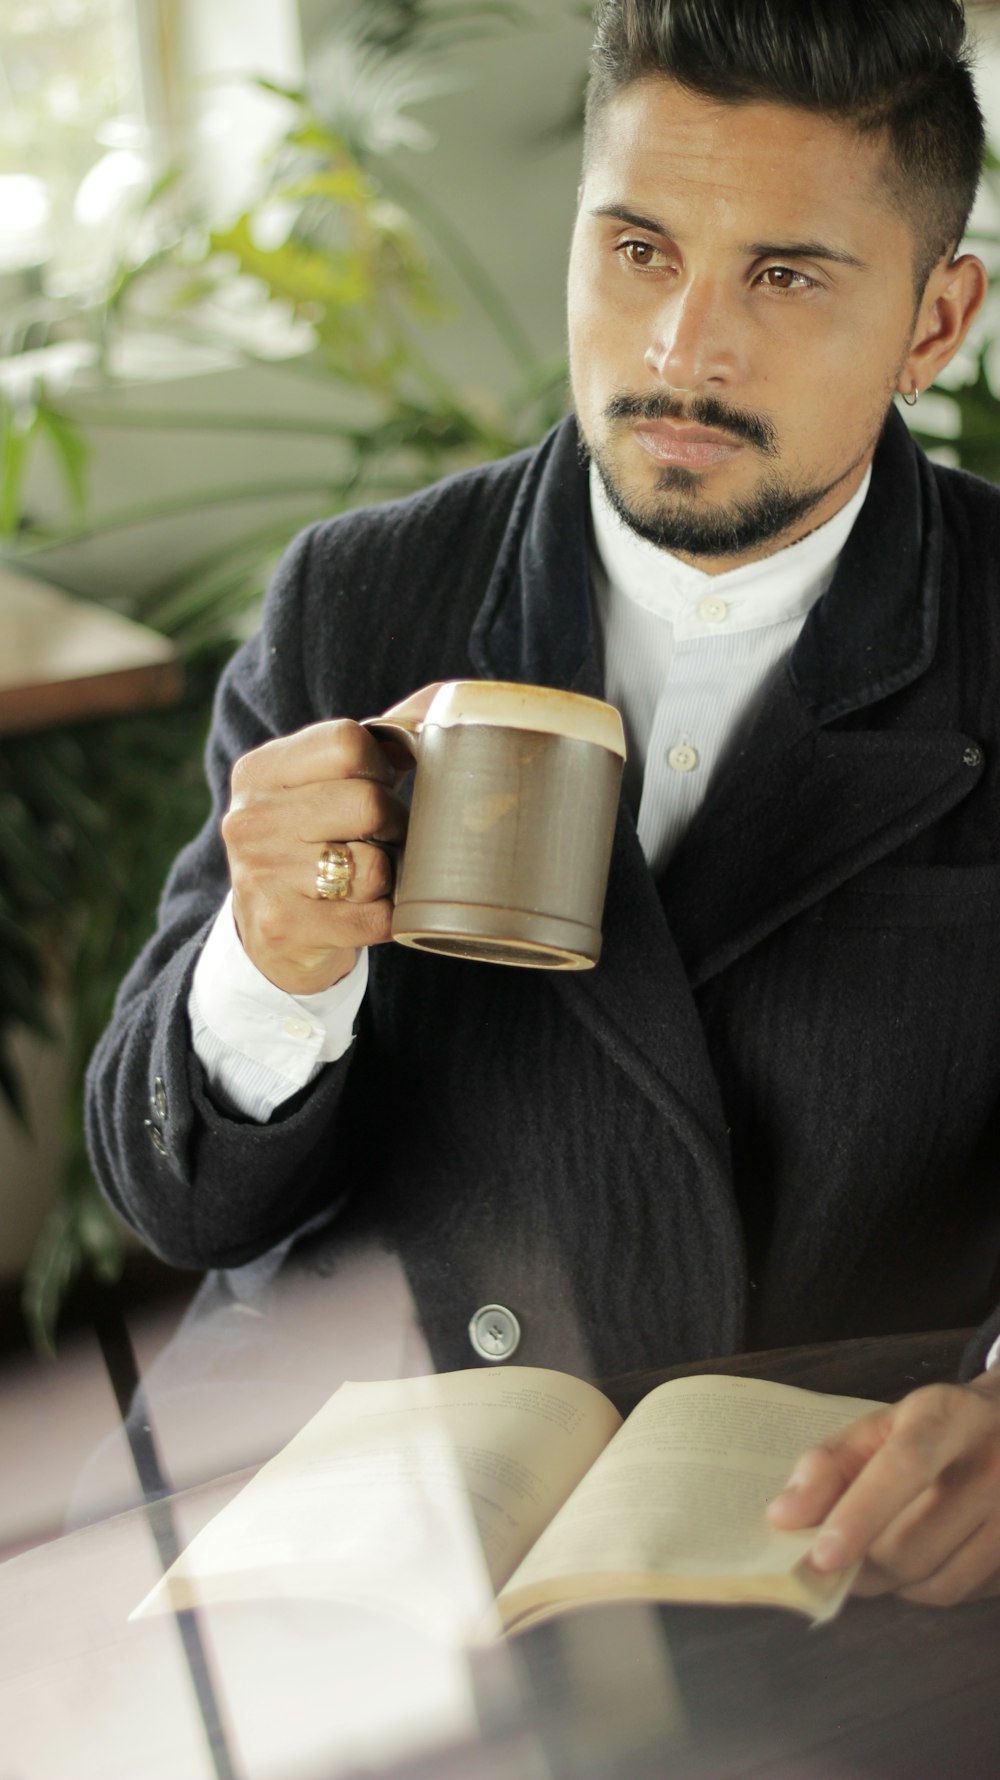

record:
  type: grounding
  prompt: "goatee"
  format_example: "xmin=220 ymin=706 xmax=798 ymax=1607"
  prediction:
xmin=584 ymin=393 xmax=866 ymax=560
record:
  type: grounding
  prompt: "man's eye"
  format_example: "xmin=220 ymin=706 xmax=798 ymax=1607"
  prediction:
xmin=617 ymin=239 xmax=665 ymax=269
xmin=759 ymin=266 xmax=814 ymax=291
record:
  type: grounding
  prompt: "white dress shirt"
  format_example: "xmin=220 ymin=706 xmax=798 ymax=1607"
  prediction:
xmin=589 ymin=464 xmax=872 ymax=873
xmin=188 ymin=897 xmax=368 ymax=1120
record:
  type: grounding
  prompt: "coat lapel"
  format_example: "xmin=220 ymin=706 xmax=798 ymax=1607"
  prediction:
xmin=659 ymin=410 xmax=984 ymax=984
xmin=659 ymin=671 xmax=983 ymax=987
xmin=467 ymin=419 xmax=739 ymax=1220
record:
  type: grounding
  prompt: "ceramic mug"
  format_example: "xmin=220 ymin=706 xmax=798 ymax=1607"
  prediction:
xmin=366 ymin=680 xmax=626 ymax=970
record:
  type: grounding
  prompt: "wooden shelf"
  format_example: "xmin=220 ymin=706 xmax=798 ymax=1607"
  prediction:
xmin=0 ymin=566 xmax=182 ymax=736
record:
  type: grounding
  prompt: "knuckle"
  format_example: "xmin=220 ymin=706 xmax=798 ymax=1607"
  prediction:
xmin=229 ymin=751 xmax=253 ymax=794
xmin=230 ymin=736 xmax=281 ymax=789
xmin=370 ymin=850 xmax=396 ymax=900
xmin=354 ymin=898 xmax=395 ymax=945
xmin=887 ymin=1386 xmax=964 ymax=1476
xmin=905 ymin=1384 xmax=963 ymax=1425
xmin=880 ymin=1430 xmax=937 ymax=1487
xmin=254 ymin=907 xmax=295 ymax=953
xmin=353 ymin=778 xmax=392 ymax=837
xmin=220 ymin=803 xmax=252 ymax=849
xmin=326 ymin=717 xmax=365 ymax=760
xmin=982 ymin=1446 xmax=1000 ymax=1488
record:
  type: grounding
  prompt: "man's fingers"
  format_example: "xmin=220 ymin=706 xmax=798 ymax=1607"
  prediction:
xmin=767 ymin=1405 xmax=892 ymax=1531
xmin=848 ymin=1474 xmax=988 ymax=1594
xmin=768 ymin=1383 xmax=1000 ymax=1595
xmin=293 ymin=779 xmax=409 ymax=847
xmin=882 ymin=1517 xmax=1000 ymax=1607
xmin=232 ymin=719 xmax=398 ymax=793
xmin=225 ymin=778 xmax=407 ymax=874
xmin=223 ymin=712 xmax=422 ymax=997
xmin=809 ymin=1387 xmax=1000 ymax=1572
xmin=307 ymin=840 xmax=396 ymax=906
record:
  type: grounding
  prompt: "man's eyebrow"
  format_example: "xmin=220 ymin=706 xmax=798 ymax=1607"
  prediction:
xmin=590 ymin=204 xmax=667 ymax=233
xmin=589 ymin=207 xmax=869 ymax=271
xmin=742 ymin=239 xmax=869 ymax=270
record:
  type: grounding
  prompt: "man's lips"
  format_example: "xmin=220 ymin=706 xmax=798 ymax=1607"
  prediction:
xmin=632 ymin=419 xmax=745 ymax=469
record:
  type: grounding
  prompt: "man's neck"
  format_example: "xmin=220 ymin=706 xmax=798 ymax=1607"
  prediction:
xmin=589 ymin=463 xmax=873 ymax=621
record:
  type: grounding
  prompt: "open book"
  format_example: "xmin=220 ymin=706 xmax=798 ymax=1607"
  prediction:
xmin=134 ymin=1367 xmax=881 ymax=1637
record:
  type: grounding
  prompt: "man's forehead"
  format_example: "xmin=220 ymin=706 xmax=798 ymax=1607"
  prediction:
xmin=584 ymin=77 xmax=905 ymax=245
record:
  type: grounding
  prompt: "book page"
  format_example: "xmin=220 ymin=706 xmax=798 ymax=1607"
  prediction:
xmin=498 ymin=1374 xmax=883 ymax=1630
xmin=133 ymin=1366 xmax=621 ymax=1640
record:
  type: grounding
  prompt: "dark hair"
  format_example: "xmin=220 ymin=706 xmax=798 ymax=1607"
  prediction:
xmin=585 ymin=0 xmax=985 ymax=286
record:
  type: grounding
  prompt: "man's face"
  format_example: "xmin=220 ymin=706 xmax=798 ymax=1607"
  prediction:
xmin=568 ymin=79 xmax=931 ymax=571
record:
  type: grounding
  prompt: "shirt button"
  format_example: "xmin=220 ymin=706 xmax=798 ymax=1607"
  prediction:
xmin=468 ymin=1304 xmax=521 ymax=1363
xmin=144 ymin=1120 xmax=168 ymax=1157
xmin=152 ymin=1077 xmax=168 ymax=1119
xmin=280 ymin=1016 xmax=315 ymax=1041
xmin=696 ymin=596 xmax=728 ymax=624
xmin=668 ymin=743 xmax=700 ymax=774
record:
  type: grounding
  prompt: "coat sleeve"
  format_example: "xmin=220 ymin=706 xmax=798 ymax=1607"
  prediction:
xmin=960 ymin=1308 xmax=1000 ymax=1382
xmin=84 ymin=525 xmax=358 ymax=1270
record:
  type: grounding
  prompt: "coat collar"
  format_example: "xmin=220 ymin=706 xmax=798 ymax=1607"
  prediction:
xmin=467 ymin=416 xmax=600 ymax=695
xmin=467 ymin=404 xmax=942 ymax=725
xmin=789 ymin=405 xmax=943 ymax=723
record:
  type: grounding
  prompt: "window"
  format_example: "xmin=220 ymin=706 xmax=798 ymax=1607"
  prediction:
xmin=0 ymin=0 xmax=142 ymax=308
xmin=0 ymin=0 xmax=303 ymax=355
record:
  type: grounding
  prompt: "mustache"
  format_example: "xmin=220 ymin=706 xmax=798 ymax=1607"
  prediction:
xmin=605 ymin=392 xmax=777 ymax=456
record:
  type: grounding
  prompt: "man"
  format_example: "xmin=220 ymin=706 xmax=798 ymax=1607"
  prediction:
xmin=87 ymin=0 xmax=1000 ymax=1602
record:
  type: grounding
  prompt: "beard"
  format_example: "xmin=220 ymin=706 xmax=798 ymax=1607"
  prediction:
xmin=584 ymin=392 xmax=880 ymax=561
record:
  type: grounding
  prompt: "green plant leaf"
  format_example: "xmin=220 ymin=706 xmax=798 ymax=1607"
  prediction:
xmin=34 ymin=404 xmax=90 ymax=516
xmin=278 ymin=168 xmax=375 ymax=209
xmin=0 ymin=397 xmax=37 ymax=538
xmin=21 ymin=1208 xmax=81 ymax=1356
xmin=210 ymin=217 xmax=374 ymax=308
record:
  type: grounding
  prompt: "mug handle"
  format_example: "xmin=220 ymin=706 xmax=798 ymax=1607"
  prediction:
xmin=362 ymin=681 xmax=444 ymax=768
xmin=362 ymin=713 xmax=421 ymax=766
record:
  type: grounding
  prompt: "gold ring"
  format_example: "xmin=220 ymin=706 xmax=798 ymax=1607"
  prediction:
xmin=315 ymin=843 xmax=354 ymax=901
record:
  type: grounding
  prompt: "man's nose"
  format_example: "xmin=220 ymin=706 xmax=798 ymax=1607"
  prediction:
xmin=644 ymin=279 xmax=740 ymax=391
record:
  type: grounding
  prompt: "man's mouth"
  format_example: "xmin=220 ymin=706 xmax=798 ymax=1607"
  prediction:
xmin=604 ymin=392 xmax=777 ymax=462
xmin=632 ymin=419 xmax=745 ymax=470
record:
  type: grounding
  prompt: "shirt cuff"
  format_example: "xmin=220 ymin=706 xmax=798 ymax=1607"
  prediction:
xmin=986 ymin=1334 xmax=1000 ymax=1372
xmin=188 ymin=892 xmax=368 ymax=1120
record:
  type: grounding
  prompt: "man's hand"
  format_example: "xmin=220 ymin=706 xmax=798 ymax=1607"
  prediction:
xmin=766 ymin=1371 xmax=1000 ymax=1605
xmin=222 ymin=687 xmax=439 ymax=996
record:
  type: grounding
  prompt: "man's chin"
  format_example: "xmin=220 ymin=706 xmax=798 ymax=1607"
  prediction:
xmin=592 ymin=453 xmax=829 ymax=561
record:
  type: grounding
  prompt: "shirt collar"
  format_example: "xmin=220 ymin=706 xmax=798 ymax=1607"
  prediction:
xmin=589 ymin=460 xmax=872 ymax=636
xmin=470 ymin=408 xmax=941 ymax=727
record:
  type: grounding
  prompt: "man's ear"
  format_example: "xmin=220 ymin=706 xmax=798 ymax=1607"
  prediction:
xmin=900 ymin=252 xmax=988 ymax=398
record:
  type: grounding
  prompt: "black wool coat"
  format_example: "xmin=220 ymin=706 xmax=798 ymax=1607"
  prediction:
xmin=85 ymin=409 xmax=1000 ymax=1381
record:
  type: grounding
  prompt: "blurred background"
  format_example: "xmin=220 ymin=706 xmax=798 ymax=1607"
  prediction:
xmin=3 ymin=0 xmax=1000 ymax=1554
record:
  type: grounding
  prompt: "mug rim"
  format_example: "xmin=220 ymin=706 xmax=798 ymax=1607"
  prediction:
xmin=425 ymin=680 xmax=626 ymax=758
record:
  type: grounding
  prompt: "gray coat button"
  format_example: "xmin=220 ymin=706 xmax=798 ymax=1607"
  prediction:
xmin=469 ymin=1304 xmax=521 ymax=1362
xmin=152 ymin=1077 xmax=168 ymax=1119
xmin=144 ymin=1119 xmax=168 ymax=1157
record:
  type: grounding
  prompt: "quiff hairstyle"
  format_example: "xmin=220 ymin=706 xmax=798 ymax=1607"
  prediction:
xmin=585 ymin=0 xmax=986 ymax=288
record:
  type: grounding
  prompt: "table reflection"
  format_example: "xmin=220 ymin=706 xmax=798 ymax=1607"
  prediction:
xmin=1 ymin=1261 xmax=997 ymax=1780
